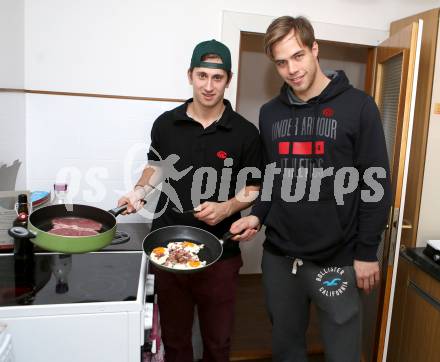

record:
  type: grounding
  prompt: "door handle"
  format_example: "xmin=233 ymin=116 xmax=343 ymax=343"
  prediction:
xmin=393 ymin=218 xmax=412 ymax=229
xmin=402 ymin=220 xmax=412 ymax=229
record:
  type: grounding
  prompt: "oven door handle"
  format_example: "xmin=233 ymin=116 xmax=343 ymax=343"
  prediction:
xmin=149 ymin=303 xmax=160 ymax=354
xmin=144 ymin=303 xmax=153 ymax=330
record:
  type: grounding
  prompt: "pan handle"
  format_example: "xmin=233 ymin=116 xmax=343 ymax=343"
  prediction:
xmin=222 ymin=231 xmax=235 ymax=241
xmin=108 ymin=205 xmax=128 ymax=217
xmin=220 ymin=231 xmax=243 ymax=245
xmin=8 ymin=226 xmax=37 ymax=239
xmin=220 ymin=230 xmax=249 ymax=244
xmin=109 ymin=200 xmax=146 ymax=217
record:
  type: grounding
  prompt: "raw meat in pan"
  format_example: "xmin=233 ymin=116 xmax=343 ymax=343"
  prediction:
xmin=48 ymin=227 xmax=98 ymax=236
xmin=52 ymin=217 xmax=102 ymax=231
xmin=48 ymin=217 xmax=103 ymax=236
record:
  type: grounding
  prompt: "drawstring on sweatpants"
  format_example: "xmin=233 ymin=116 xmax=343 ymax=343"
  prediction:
xmin=291 ymin=258 xmax=303 ymax=275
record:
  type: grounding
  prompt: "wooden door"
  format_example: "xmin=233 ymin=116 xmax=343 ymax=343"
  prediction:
xmin=363 ymin=20 xmax=423 ymax=361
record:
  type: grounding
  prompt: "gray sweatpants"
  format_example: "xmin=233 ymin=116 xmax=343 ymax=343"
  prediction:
xmin=262 ymin=250 xmax=361 ymax=362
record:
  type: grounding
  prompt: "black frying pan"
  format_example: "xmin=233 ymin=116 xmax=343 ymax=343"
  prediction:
xmin=142 ymin=225 xmax=235 ymax=274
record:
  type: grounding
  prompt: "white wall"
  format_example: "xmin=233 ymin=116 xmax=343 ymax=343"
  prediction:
xmin=0 ymin=0 xmax=26 ymax=190
xmin=24 ymin=0 xmax=439 ymax=97
xmin=0 ymin=0 xmax=24 ymax=87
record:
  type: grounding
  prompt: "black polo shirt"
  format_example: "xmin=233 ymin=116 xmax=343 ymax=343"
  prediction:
xmin=147 ymin=98 xmax=262 ymax=259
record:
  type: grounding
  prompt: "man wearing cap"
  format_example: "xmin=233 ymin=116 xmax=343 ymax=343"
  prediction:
xmin=118 ymin=40 xmax=262 ymax=362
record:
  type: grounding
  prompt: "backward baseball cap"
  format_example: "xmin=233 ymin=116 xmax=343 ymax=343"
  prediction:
xmin=190 ymin=39 xmax=232 ymax=72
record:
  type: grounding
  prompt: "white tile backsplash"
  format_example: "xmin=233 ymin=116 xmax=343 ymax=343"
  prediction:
xmin=0 ymin=92 xmax=26 ymax=190
xmin=0 ymin=0 xmax=24 ymax=88
xmin=26 ymin=93 xmax=179 ymax=212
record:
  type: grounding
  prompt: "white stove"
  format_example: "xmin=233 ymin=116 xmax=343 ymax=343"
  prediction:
xmin=0 ymin=250 xmax=155 ymax=362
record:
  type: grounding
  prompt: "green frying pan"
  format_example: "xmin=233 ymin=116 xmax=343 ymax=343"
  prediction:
xmin=8 ymin=203 xmax=127 ymax=253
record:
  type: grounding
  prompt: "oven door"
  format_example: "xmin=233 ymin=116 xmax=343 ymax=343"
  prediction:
xmin=2 ymin=310 xmax=144 ymax=362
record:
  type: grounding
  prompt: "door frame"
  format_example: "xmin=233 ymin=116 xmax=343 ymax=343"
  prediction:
xmin=221 ymin=10 xmax=389 ymax=108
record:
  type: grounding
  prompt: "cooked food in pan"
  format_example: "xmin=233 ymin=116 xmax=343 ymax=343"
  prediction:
xmin=150 ymin=241 xmax=206 ymax=269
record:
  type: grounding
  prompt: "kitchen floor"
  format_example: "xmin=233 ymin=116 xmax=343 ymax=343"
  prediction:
xmin=230 ymin=274 xmax=324 ymax=361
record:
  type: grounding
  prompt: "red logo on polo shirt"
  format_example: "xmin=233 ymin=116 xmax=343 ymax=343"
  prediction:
xmin=216 ymin=150 xmax=228 ymax=159
xmin=322 ymin=107 xmax=334 ymax=117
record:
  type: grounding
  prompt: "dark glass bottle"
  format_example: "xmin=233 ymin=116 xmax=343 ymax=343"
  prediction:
xmin=13 ymin=193 xmax=34 ymax=259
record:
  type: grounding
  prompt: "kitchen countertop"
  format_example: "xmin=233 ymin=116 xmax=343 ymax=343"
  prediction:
xmin=401 ymin=247 xmax=440 ymax=282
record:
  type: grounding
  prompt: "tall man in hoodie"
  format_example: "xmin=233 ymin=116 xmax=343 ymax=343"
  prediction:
xmin=231 ymin=16 xmax=391 ymax=362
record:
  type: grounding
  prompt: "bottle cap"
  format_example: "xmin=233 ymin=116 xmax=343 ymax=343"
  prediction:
xmin=54 ymin=183 xmax=68 ymax=191
xmin=18 ymin=194 xmax=28 ymax=203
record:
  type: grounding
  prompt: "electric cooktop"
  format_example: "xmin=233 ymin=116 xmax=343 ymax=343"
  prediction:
xmin=0 ymin=252 xmax=143 ymax=306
